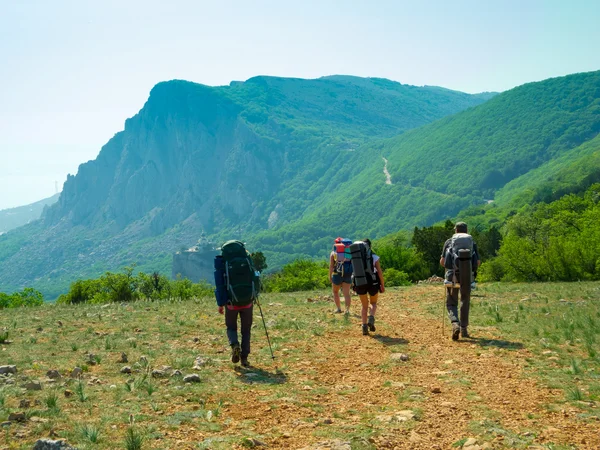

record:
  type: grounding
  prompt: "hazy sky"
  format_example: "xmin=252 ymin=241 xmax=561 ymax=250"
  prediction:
xmin=1 ymin=0 xmax=599 ymax=209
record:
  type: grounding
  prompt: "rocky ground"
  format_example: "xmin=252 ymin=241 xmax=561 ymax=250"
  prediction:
xmin=1 ymin=283 xmax=599 ymax=449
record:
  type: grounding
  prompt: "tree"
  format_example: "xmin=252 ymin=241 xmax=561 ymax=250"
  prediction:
xmin=411 ymin=220 xmax=455 ymax=276
xmin=251 ymin=252 xmax=268 ymax=272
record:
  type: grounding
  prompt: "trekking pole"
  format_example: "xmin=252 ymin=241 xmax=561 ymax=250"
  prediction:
xmin=442 ymin=284 xmax=445 ymax=337
xmin=255 ymin=299 xmax=275 ymax=362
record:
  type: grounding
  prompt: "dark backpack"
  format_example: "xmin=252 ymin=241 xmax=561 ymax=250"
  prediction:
xmin=349 ymin=241 xmax=377 ymax=287
xmin=217 ymin=240 xmax=259 ymax=306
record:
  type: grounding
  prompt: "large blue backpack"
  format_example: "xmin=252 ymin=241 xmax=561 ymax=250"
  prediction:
xmin=214 ymin=240 xmax=259 ymax=307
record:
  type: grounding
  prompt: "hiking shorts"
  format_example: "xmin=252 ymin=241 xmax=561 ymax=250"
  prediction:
xmin=355 ymin=282 xmax=380 ymax=297
xmin=359 ymin=292 xmax=378 ymax=307
xmin=332 ymin=272 xmax=352 ymax=286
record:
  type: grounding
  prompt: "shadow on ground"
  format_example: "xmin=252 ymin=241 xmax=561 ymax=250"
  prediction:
xmin=234 ymin=366 xmax=288 ymax=385
xmin=373 ymin=335 xmax=409 ymax=346
xmin=459 ymin=336 xmax=525 ymax=350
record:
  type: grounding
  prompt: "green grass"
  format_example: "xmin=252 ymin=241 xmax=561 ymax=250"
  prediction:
xmin=0 ymin=284 xmax=599 ymax=448
xmin=453 ymin=282 xmax=600 ymax=416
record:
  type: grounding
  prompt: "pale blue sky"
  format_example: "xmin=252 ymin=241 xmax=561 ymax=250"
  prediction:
xmin=0 ymin=0 xmax=599 ymax=209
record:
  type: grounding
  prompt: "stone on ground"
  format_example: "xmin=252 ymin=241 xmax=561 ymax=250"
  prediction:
xmin=183 ymin=374 xmax=201 ymax=383
xmin=0 ymin=365 xmax=17 ymax=374
xmin=32 ymin=439 xmax=78 ymax=450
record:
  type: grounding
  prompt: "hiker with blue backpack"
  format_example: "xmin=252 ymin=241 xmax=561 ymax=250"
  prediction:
xmin=439 ymin=222 xmax=481 ymax=340
xmin=329 ymin=237 xmax=353 ymax=314
xmin=349 ymin=239 xmax=385 ymax=335
xmin=214 ymin=240 xmax=262 ymax=367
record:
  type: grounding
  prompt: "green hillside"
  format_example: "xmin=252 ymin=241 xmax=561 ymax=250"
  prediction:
xmin=254 ymin=71 xmax=600 ymax=266
xmin=0 ymin=75 xmax=491 ymax=298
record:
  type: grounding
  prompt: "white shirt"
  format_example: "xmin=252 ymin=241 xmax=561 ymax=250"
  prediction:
xmin=372 ymin=254 xmax=379 ymax=272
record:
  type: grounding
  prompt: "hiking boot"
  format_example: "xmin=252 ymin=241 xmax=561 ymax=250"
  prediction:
xmin=367 ymin=315 xmax=376 ymax=332
xmin=334 ymin=308 xmax=343 ymax=314
xmin=461 ymin=327 xmax=470 ymax=338
xmin=344 ymin=308 xmax=350 ymax=316
xmin=231 ymin=344 xmax=241 ymax=363
xmin=452 ymin=323 xmax=460 ymax=341
xmin=471 ymin=281 xmax=477 ymax=290
xmin=241 ymin=357 xmax=250 ymax=368
xmin=362 ymin=324 xmax=369 ymax=336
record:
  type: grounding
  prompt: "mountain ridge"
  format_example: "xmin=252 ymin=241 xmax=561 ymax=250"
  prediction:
xmin=3 ymin=70 xmax=600 ymax=298
xmin=0 ymin=75 xmax=493 ymax=298
xmin=0 ymin=193 xmax=60 ymax=234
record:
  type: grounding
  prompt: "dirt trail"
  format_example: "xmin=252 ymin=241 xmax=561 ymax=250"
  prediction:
xmin=181 ymin=286 xmax=599 ymax=449
xmin=382 ymin=157 xmax=392 ymax=185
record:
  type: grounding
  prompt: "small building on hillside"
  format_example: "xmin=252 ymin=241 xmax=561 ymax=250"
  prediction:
xmin=172 ymin=235 xmax=219 ymax=283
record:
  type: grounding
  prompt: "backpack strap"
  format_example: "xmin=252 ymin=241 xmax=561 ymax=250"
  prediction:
xmin=248 ymin=256 xmax=258 ymax=302
xmin=224 ymin=261 xmax=238 ymax=305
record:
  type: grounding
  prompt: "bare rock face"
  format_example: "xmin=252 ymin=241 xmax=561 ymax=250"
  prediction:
xmin=172 ymin=247 xmax=219 ymax=283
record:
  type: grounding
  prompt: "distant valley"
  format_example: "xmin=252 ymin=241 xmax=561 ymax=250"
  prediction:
xmin=0 ymin=193 xmax=59 ymax=234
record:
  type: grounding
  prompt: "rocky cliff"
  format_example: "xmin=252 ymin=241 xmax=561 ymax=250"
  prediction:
xmin=0 ymin=75 xmax=494 ymax=298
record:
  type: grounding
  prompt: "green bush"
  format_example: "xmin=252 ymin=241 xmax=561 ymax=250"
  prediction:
xmin=478 ymin=258 xmax=505 ymax=282
xmin=137 ymin=272 xmax=171 ymax=301
xmin=57 ymin=270 xmax=213 ymax=305
xmin=57 ymin=279 xmax=102 ymax=304
xmin=372 ymin=238 xmax=429 ymax=282
xmin=485 ymin=184 xmax=600 ymax=282
xmin=0 ymin=292 xmax=10 ymax=308
xmin=263 ymin=259 xmax=330 ymax=292
xmin=0 ymin=288 xmax=44 ymax=308
xmin=383 ymin=268 xmax=412 ymax=287
xmin=192 ymin=281 xmax=213 ymax=299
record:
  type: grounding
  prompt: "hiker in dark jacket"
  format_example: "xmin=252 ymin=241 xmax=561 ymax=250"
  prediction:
xmin=214 ymin=240 xmax=260 ymax=368
xmin=439 ymin=222 xmax=481 ymax=340
xmin=218 ymin=302 xmax=253 ymax=367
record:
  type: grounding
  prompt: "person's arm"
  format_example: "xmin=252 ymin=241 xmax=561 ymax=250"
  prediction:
xmin=440 ymin=241 xmax=448 ymax=266
xmin=329 ymin=252 xmax=335 ymax=282
xmin=375 ymin=259 xmax=385 ymax=293
xmin=473 ymin=242 xmax=482 ymax=267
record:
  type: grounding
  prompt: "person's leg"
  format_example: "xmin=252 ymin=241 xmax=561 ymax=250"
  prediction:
xmin=368 ymin=292 xmax=378 ymax=332
xmin=359 ymin=294 xmax=369 ymax=334
xmin=341 ymin=282 xmax=352 ymax=313
xmin=446 ymin=287 xmax=460 ymax=340
xmin=239 ymin=306 xmax=253 ymax=365
xmin=225 ymin=308 xmax=241 ymax=362
xmin=332 ymin=277 xmax=342 ymax=312
xmin=459 ymin=289 xmax=471 ymax=337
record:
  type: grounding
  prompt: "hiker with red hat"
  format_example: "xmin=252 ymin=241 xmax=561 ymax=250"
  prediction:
xmin=329 ymin=237 xmax=353 ymax=314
